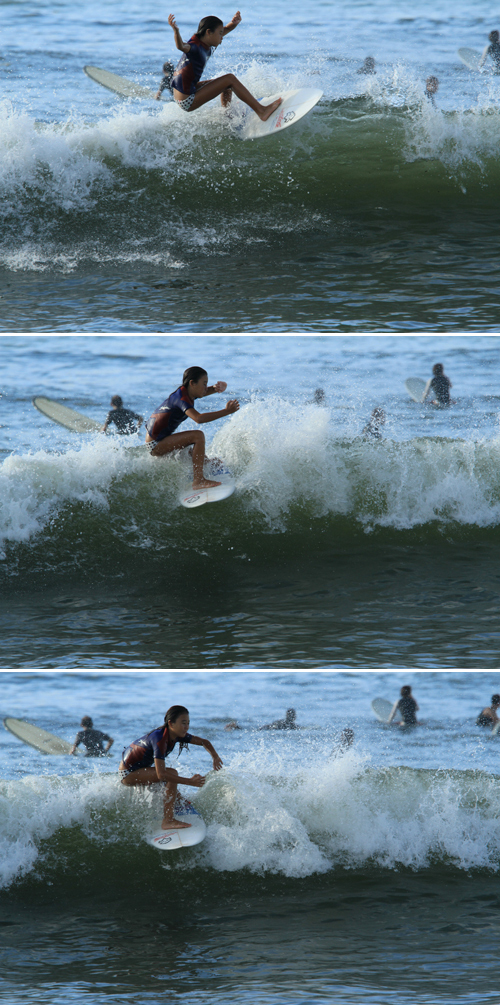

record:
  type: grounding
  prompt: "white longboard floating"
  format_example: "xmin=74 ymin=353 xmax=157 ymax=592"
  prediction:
xmin=84 ymin=65 xmax=157 ymax=99
xmin=404 ymin=378 xmax=427 ymax=403
xmin=146 ymin=801 xmax=206 ymax=851
xmin=457 ymin=48 xmax=484 ymax=72
xmin=371 ymin=698 xmax=394 ymax=723
xmin=3 ymin=717 xmax=73 ymax=755
xmin=234 ymin=88 xmax=323 ymax=141
xmin=33 ymin=396 xmax=102 ymax=433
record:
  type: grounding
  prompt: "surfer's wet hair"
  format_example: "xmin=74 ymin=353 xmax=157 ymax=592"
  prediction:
xmin=492 ymin=695 xmax=500 ymax=706
xmin=401 ymin=685 xmax=412 ymax=697
xmin=489 ymin=30 xmax=499 ymax=42
xmin=165 ymin=705 xmax=190 ymax=754
xmin=197 ymin=15 xmax=223 ymax=36
xmin=111 ymin=395 xmax=123 ymax=407
xmin=432 ymin=363 xmax=444 ymax=375
xmin=81 ymin=716 xmax=93 ymax=727
xmin=182 ymin=366 xmax=207 ymax=386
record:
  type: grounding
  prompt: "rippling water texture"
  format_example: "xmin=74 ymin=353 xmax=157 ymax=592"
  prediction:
xmin=2 ymin=0 xmax=500 ymax=328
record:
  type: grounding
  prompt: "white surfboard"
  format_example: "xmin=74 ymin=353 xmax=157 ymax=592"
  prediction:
xmin=371 ymin=698 xmax=394 ymax=723
xmin=180 ymin=463 xmax=235 ymax=509
xmin=84 ymin=65 xmax=157 ymax=99
xmin=3 ymin=717 xmax=73 ymax=755
xmin=458 ymin=48 xmax=484 ymax=72
xmin=405 ymin=378 xmax=427 ymax=403
xmin=33 ymin=396 xmax=102 ymax=433
xmin=235 ymin=88 xmax=323 ymax=141
xmin=146 ymin=799 xmax=206 ymax=850
xmin=491 ymin=720 xmax=500 ymax=735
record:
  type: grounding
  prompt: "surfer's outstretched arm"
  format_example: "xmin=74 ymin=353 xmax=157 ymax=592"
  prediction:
xmin=168 ymin=13 xmax=191 ymax=52
xmin=188 ymin=735 xmax=224 ymax=771
xmin=223 ymin=10 xmax=241 ymax=34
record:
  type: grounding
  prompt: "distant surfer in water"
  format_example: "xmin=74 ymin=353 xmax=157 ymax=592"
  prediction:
xmin=145 ymin=366 xmax=239 ymax=489
xmin=70 ymin=716 xmax=114 ymax=757
xmin=479 ymin=30 xmax=500 ymax=72
xmin=362 ymin=407 xmax=385 ymax=439
xmin=422 ymin=363 xmax=452 ymax=406
xmin=259 ymin=708 xmax=298 ymax=730
xmin=102 ymin=395 xmax=144 ymax=435
xmin=357 ymin=56 xmax=376 ymax=74
xmin=425 ymin=76 xmax=439 ymax=105
xmin=119 ymin=705 xmax=223 ymax=830
xmin=476 ymin=694 xmax=500 ymax=728
xmin=388 ymin=686 xmax=419 ymax=726
xmin=158 ymin=12 xmax=282 ymax=121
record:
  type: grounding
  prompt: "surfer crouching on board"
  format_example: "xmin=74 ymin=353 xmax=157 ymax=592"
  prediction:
xmin=145 ymin=366 xmax=238 ymax=489
xmin=119 ymin=705 xmax=223 ymax=830
xmin=159 ymin=12 xmax=282 ymax=121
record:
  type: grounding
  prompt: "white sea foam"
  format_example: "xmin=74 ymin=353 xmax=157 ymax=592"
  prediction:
xmin=1 ymin=752 xmax=500 ymax=889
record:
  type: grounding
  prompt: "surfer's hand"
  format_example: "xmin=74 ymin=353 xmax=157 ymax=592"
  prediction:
xmin=190 ymin=773 xmax=205 ymax=787
xmin=168 ymin=13 xmax=177 ymax=28
xmin=212 ymin=754 xmax=223 ymax=771
xmin=214 ymin=381 xmax=227 ymax=393
xmin=225 ymin=399 xmax=239 ymax=414
xmin=230 ymin=11 xmax=241 ymax=26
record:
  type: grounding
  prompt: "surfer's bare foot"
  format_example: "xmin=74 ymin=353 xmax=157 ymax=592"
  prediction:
xmin=258 ymin=98 xmax=282 ymax=121
xmin=161 ymin=818 xmax=192 ymax=830
xmin=192 ymin=477 xmax=221 ymax=489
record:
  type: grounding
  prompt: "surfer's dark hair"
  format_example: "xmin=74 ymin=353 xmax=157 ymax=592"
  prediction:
xmin=433 ymin=363 xmax=444 ymax=375
xmin=165 ymin=705 xmax=190 ymax=755
xmin=81 ymin=716 xmax=93 ymax=727
xmin=401 ymin=685 xmax=412 ymax=696
xmin=197 ymin=15 xmax=223 ymax=36
xmin=182 ymin=366 xmax=207 ymax=387
xmin=489 ymin=30 xmax=499 ymax=42
xmin=111 ymin=395 xmax=123 ymax=407
xmin=492 ymin=695 xmax=500 ymax=706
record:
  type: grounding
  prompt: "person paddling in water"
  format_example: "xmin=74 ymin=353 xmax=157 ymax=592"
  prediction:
xmin=145 ymin=366 xmax=239 ymax=490
xmin=119 ymin=705 xmax=223 ymax=830
xmin=160 ymin=11 xmax=282 ymax=121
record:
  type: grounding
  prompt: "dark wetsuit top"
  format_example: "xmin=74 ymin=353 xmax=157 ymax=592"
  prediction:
xmin=105 ymin=407 xmax=142 ymax=434
xmin=171 ymin=34 xmax=213 ymax=95
xmin=74 ymin=728 xmax=111 ymax=756
xmin=397 ymin=696 xmax=418 ymax=725
xmin=122 ymin=725 xmax=193 ymax=770
xmin=145 ymin=386 xmax=194 ymax=442
xmin=430 ymin=375 xmax=451 ymax=405
xmin=486 ymin=41 xmax=500 ymax=71
xmin=476 ymin=709 xmax=495 ymax=727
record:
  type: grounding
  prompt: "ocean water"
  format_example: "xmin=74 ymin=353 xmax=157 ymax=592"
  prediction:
xmin=2 ymin=669 xmax=500 ymax=1005
xmin=2 ymin=333 xmax=500 ymax=668
xmin=3 ymin=0 xmax=500 ymax=330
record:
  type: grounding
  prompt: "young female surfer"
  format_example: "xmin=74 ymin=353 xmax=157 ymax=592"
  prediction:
xmin=119 ymin=705 xmax=223 ymax=830
xmin=162 ymin=12 xmax=282 ymax=120
xmin=145 ymin=365 xmax=239 ymax=489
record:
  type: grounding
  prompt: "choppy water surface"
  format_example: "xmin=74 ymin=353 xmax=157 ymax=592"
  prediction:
xmin=2 ymin=0 xmax=500 ymax=328
xmin=2 ymin=670 xmax=500 ymax=1005
xmin=1 ymin=334 xmax=500 ymax=668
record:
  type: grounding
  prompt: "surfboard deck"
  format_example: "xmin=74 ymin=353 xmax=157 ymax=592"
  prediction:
xmin=146 ymin=799 xmax=206 ymax=850
xmin=405 ymin=378 xmax=427 ymax=403
xmin=84 ymin=65 xmax=157 ymax=99
xmin=3 ymin=717 xmax=73 ymax=755
xmin=458 ymin=48 xmax=484 ymax=72
xmin=33 ymin=396 xmax=102 ymax=433
xmin=371 ymin=698 xmax=394 ymax=723
xmin=234 ymin=88 xmax=323 ymax=141
xmin=180 ymin=462 xmax=235 ymax=509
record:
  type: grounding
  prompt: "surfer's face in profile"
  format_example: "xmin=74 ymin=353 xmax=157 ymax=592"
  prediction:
xmin=169 ymin=713 xmax=190 ymax=737
xmin=203 ymin=25 xmax=225 ymax=47
xmin=189 ymin=374 xmax=210 ymax=399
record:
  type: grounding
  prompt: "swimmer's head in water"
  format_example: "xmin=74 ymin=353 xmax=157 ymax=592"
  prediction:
xmin=372 ymin=407 xmax=386 ymax=423
xmin=426 ymin=76 xmax=439 ymax=94
xmin=433 ymin=363 xmax=444 ymax=376
xmin=81 ymin=716 xmax=93 ymax=728
xmin=286 ymin=708 xmax=297 ymax=723
xmin=401 ymin=685 xmax=412 ymax=697
xmin=313 ymin=388 xmax=326 ymax=404
xmin=340 ymin=727 xmax=354 ymax=747
xmin=489 ymin=30 xmax=500 ymax=43
xmin=111 ymin=395 xmax=123 ymax=408
xmin=491 ymin=694 xmax=500 ymax=706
